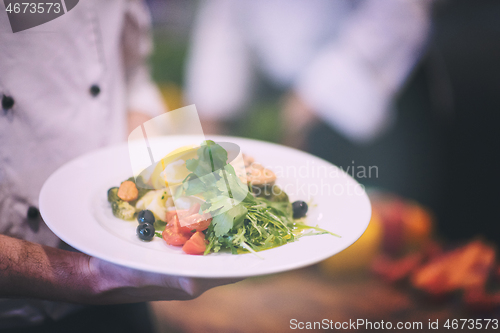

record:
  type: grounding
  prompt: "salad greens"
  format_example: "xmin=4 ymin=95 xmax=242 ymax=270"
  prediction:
xmin=108 ymin=140 xmax=339 ymax=255
xmin=175 ymin=140 xmax=339 ymax=255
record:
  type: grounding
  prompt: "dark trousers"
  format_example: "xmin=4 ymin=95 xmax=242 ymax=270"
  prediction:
xmin=3 ymin=303 xmax=156 ymax=333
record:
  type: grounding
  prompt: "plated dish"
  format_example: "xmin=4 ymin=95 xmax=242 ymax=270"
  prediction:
xmin=40 ymin=136 xmax=371 ymax=278
xmin=108 ymin=140 xmax=337 ymax=256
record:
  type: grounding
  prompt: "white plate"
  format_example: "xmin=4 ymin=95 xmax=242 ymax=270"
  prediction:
xmin=40 ymin=136 xmax=371 ymax=278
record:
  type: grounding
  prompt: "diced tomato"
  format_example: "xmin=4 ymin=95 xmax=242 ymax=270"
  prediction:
xmin=165 ymin=210 xmax=186 ymax=223
xmin=182 ymin=231 xmax=208 ymax=255
xmin=162 ymin=227 xmax=190 ymax=246
xmin=180 ymin=215 xmax=212 ymax=232
xmin=165 ymin=210 xmax=212 ymax=232
xmin=187 ymin=202 xmax=201 ymax=216
xmin=162 ymin=215 xmax=192 ymax=246
xmin=165 ymin=210 xmax=193 ymax=234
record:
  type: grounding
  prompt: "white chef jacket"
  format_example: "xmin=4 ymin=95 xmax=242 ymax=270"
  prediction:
xmin=185 ymin=0 xmax=432 ymax=142
xmin=0 ymin=0 xmax=165 ymax=328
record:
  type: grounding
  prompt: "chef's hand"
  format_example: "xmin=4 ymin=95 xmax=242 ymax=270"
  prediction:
xmin=0 ymin=234 xmax=240 ymax=304
xmin=86 ymin=255 xmax=242 ymax=304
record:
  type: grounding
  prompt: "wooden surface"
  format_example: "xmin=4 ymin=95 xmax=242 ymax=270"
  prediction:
xmin=149 ymin=266 xmax=499 ymax=332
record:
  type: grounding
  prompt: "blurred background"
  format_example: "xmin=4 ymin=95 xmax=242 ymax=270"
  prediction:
xmin=144 ymin=0 xmax=500 ymax=331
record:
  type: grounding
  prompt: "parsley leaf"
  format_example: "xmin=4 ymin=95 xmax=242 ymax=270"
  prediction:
xmin=212 ymin=210 xmax=233 ymax=236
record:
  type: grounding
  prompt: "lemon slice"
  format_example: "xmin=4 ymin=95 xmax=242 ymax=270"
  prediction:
xmin=149 ymin=145 xmax=198 ymax=189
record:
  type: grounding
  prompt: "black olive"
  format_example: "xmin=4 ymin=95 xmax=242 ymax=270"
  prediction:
xmin=137 ymin=210 xmax=155 ymax=224
xmin=292 ymin=201 xmax=308 ymax=219
xmin=137 ymin=222 xmax=155 ymax=241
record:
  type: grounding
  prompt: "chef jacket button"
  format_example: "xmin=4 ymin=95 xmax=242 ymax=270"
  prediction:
xmin=2 ymin=95 xmax=14 ymax=110
xmin=27 ymin=206 xmax=40 ymax=219
xmin=90 ymin=84 xmax=101 ymax=97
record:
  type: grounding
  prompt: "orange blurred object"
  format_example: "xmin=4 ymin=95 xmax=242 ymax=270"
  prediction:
xmin=411 ymin=240 xmax=496 ymax=295
xmin=318 ymin=210 xmax=383 ymax=274
xmin=370 ymin=194 xmax=433 ymax=255
xmin=319 ymin=195 xmax=434 ymax=275
xmin=402 ymin=203 xmax=433 ymax=250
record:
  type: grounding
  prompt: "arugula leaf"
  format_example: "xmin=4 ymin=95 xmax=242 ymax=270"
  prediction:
xmin=212 ymin=211 xmax=233 ymax=236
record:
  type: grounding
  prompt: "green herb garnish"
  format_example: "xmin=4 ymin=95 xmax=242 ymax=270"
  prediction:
xmin=176 ymin=140 xmax=339 ymax=255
